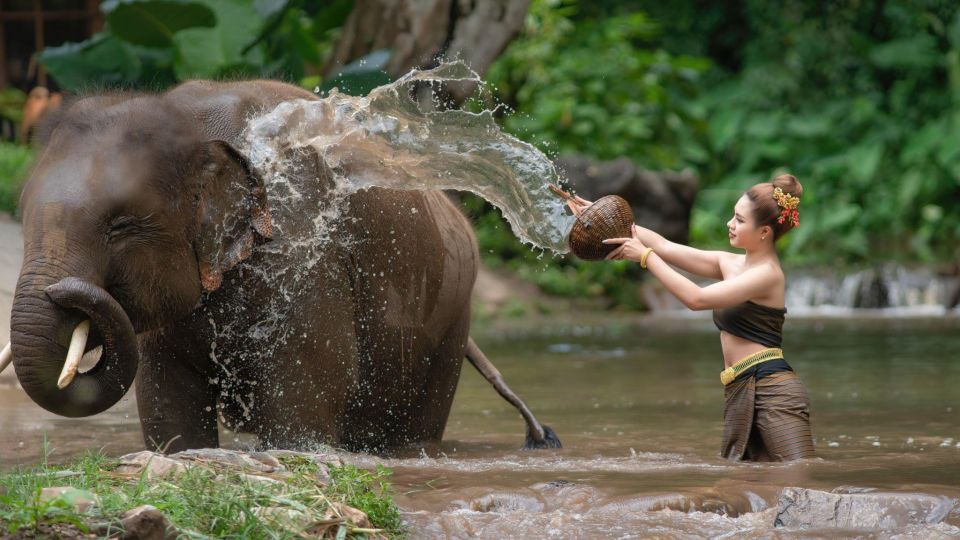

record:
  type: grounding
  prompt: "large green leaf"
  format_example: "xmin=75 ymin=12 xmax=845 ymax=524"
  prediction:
xmin=172 ymin=0 xmax=262 ymax=80
xmin=103 ymin=0 xmax=216 ymax=48
xmin=203 ymin=0 xmax=261 ymax=63
xmin=39 ymin=33 xmax=142 ymax=91
xmin=173 ymin=28 xmax=225 ymax=79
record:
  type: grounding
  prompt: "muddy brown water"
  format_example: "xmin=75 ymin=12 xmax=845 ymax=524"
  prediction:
xmin=2 ymin=315 xmax=959 ymax=538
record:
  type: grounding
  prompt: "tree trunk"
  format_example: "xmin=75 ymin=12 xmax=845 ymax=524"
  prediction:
xmin=325 ymin=0 xmax=530 ymax=81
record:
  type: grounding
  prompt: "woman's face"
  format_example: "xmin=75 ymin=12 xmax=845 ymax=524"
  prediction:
xmin=727 ymin=195 xmax=769 ymax=249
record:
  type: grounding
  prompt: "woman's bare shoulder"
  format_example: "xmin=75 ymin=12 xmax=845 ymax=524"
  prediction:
xmin=766 ymin=260 xmax=786 ymax=281
xmin=718 ymin=251 xmax=744 ymax=263
xmin=751 ymin=259 xmax=785 ymax=284
xmin=717 ymin=252 xmax=744 ymax=275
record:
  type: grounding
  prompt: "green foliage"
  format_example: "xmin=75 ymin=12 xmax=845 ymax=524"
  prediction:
xmin=0 ymin=143 xmax=33 ymax=213
xmin=329 ymin=464 xmax=404 ymax=535
xmin=683 ymin=1 xmax=960 ymax=263
xmin=473 ymin=1 xmax=960 ymax=310
xmin=486 ymin=0 xmax=710 ymax=168
xmin=30 ymin=0 xmax=960 ymax=310
xmin=40 ymin=34 xmax=150 ymax=90
xmin=103 ymin=0 xmax=217 ymax=48
xmin=0 ymin=451 xmax=406 ymax=538
xmin=38 ymin=0 xmax=356 ymax=91
xmin=472 ymin=0 xmax=710 ymax=309
xmin=0 ymin=88 xmax=27 ymax=124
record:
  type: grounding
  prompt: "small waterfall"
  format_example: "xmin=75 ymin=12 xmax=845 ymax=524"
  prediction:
xmin=644 ymin=264 xmax=959 ymax=316
xmin=785 ymin=265 xmax=959 ymax=316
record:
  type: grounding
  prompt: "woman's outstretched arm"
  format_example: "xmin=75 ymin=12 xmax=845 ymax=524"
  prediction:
xmin=633 ymin=225 xmax=728 ymax=280
xmin=603 ymin=230 xmax=779 ymax=311
xmin=643 ymin=252 xmax=779 ymax=310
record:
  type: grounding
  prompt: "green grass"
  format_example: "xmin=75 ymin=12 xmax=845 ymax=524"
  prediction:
xmin=0 ymin=447 xmax=406 ymax=539
xmin=328 ymin=465 xmax=404 ymax=535
xmin=0 ymin=142 xmax=32 ymax=214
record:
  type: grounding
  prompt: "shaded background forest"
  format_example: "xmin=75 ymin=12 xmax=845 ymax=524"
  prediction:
xmin=0 ymin=0 xmax=958 ymax=309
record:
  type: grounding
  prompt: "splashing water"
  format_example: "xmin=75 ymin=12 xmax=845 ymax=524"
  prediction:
xmin=202 ymin=63 xmax=576 ymax=436
xmin=243 ymin=60 xmax=574 ymax=253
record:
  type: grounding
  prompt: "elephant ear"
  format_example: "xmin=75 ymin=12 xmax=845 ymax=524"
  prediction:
xmin=191 ymin=140 xmax=273 ymax=293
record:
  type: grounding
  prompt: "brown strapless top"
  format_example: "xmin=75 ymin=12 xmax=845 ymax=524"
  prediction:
xmin=712 ymin=301 xmax=786 ymax=348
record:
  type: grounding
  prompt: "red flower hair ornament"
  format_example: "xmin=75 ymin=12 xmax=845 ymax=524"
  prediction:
xmin=773 ymin=187 xmax=800 ymax=228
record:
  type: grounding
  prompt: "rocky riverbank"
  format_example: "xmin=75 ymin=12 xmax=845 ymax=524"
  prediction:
xmin=4 ymin=446 xmax=957 ymax=538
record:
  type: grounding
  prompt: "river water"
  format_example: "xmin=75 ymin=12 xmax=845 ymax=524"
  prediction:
xmin=2 ymin=314 xmax=958 ymax=537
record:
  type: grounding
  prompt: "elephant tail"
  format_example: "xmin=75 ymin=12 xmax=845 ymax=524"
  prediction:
xmin=464 ymin=337 xmax=562 ymax=450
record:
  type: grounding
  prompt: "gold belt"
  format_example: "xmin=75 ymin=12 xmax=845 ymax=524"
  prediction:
xmin=720 ymin=348 xmax=784 ymax=385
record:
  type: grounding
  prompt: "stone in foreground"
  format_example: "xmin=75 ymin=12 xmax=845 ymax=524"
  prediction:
xmin=775 ymin=487 xmax=955 ymax=530
xmin=115 ymin=451 xmax=189 ymax=480
xmin=39 ymin=486 xmax=98 ymax=512
xmin=95 ymin=505 xmax=178 ymax=540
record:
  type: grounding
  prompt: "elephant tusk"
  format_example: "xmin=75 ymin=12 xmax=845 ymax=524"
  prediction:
xmin=58 ymin=320 xmax=91 ymax=389
xmin=0 ymin=342 xmax=11 ymax=375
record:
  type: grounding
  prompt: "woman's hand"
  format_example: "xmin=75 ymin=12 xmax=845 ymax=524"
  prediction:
xmin=602 ymin=226 xmax=649 ymax=261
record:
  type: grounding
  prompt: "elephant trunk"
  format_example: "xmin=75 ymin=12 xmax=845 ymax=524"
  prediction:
xmin=11 ymin=274 xmax=139 ymax=418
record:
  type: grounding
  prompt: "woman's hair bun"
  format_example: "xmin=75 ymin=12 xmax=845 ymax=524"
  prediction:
xmin=772 ymin=173 xmax=803 ymax=200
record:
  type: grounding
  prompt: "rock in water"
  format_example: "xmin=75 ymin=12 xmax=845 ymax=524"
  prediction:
xmin=774 ymin=487 xmax=955 ymax=530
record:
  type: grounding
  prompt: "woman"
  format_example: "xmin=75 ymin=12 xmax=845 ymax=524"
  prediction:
xmin=568 ymin=174 xmax=813 ymax=462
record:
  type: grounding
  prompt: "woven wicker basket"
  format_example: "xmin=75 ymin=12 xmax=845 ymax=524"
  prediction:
xmin=549 ymin=185 xmax=635 ymax=261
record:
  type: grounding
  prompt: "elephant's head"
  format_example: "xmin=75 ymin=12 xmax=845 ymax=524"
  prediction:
xmin=11 ymin=96 xmax=271 ymax=417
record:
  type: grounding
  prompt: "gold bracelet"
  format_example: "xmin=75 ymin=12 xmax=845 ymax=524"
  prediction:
xmin=640 ymin=247 xmax=655 ymax=269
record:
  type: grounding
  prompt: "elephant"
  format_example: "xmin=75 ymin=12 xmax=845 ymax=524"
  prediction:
xmin=7 ymin=79 xmax=560 ymax=454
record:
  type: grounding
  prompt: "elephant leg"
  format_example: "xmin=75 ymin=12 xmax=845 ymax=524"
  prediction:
xmin=411 ymin=313 xmax=472 ymax=444
xmin=337 ymin=309 xmax=469 ymax=452
xmin=251 ymin=293 xmax=359 ymax=450
xmin=382 ymin=310 xmax=472 ymax=449
xmin=136 ymin=321 xmax=219 ymax=453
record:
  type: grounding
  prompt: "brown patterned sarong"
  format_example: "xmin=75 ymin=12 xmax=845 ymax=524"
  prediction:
xmin=721 ymin=371 xmax=815 ymax=461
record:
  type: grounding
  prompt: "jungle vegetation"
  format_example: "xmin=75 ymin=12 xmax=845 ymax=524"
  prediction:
xmin=0 ymin=0 xmax=956 ymax=308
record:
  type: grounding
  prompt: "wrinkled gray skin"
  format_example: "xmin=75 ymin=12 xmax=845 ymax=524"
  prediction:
xmin=11 ymin=81 xmax=482 ymax=453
